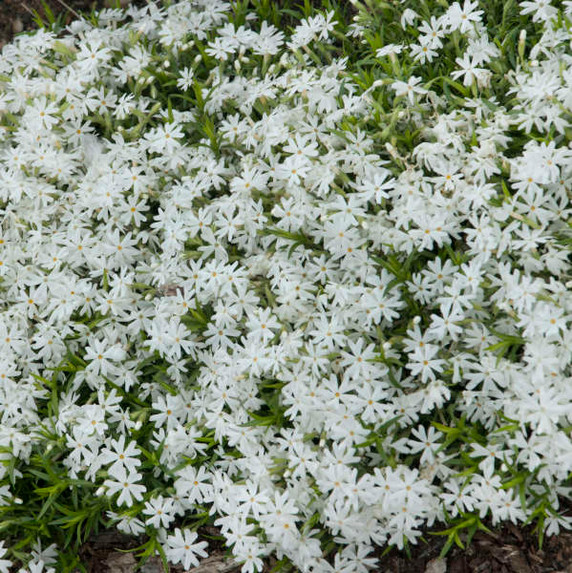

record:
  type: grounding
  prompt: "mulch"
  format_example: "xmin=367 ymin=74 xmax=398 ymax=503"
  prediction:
xmin=2 ymin=1 xmax=572 ymax=572
xmin=0 ymin=0 xmax=116 ymax=47
xmin=78 ymin=520 xmax=572 ymax=573
xmin=377 ymin=523 xmax=572 ymax=573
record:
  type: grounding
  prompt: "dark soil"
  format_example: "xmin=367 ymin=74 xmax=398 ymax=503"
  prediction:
xmin=377 ymin=523 xmax=572 ymax=573
xmin=78 ymin=521 xmax=572 ymax=572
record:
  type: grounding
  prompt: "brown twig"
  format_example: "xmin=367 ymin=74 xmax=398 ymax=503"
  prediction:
xmin=19 ymin=2 xmax=40 ymax=19
xmin=51 ymin=0 xmax=82 ymax=20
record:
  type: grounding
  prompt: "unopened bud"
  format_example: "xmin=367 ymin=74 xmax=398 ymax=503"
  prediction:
xmin=518 ymin=30 xmax=526 ymax=61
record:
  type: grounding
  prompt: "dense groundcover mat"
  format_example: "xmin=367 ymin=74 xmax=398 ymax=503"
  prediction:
xmin=0 ymin=0 xmax=571 ymax=570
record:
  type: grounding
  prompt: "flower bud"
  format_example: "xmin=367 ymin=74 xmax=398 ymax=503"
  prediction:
xmin=518 ymin=29 xmax=526 ymax=61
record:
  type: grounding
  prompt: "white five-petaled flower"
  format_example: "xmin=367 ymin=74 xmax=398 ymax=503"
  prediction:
xmin=391 ymin=76 xmax=428 ymax=104
xmin=164 ymin=529 xmax=208 ymax=570
xmin=84 ymin=338 xmax=126 ymax=377
xmin=103 ymin=467 xmax=146 ymax=507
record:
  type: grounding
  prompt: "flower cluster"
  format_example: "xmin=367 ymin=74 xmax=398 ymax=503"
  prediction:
xmin=0 ymin=0 xmax=571 ymax=571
